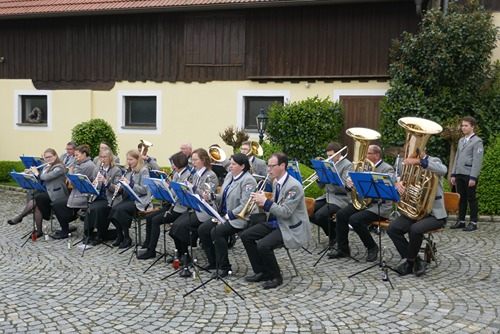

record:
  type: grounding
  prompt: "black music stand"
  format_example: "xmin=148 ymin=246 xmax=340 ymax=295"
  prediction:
xmin=310 ymin=159 xmax=358 ymax=266
xmin=160 ymin=182 xmax=207 ymax=282
xmin=287 ymin=159 xmax=303 ymax=184
xmin=10 ymin=172 xmax=46 ymax=247
xmin=182 ymin=195 xmax=244 ymax=300
xmin=117 ymin=180 xmax=149 ymax=261
xmin=66 ymin=173 xmax=99 ymax=256
xmin=347 ymin=172 xmax=400 ymax=289
xmin=142 ymin=177 xmax=176 ymax=273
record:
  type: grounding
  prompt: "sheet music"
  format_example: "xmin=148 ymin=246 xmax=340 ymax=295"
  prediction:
xmin=189 ymin=193 xmax=226 ymax=223
xmin=118 ymin=180 xmax=145 ymax=205
xmin=328 ymin=160 xmax=345 ymax=187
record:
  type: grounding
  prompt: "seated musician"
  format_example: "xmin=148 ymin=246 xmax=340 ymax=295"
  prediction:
xmin=241 ymin=152 xmax=311 ymax=289
xmin=329 ymin=145 xmax=394 ymax=262
xmin=138 ymin=142 xmax=160 ymax=170
xmin=60 ymin=141 xmax=77 ymax=170
xmin=198 ymin=153 xmax=257 ymax=278
xmin=51 ymin=144 xmax=97 ymax=239
xmin=168 ymin=148 xmax=219 ymax=266
xmin=309 ymin=142 xmax=352 ymax=247
xmin=7 ymin=149 xmax=68 ymax=238
xmin=387 ymin=151 xmax=447 ymax=276
xmin=240 ymin=141 xmax=267 ymax=177
xmin=138 ymin=151 xmax=191 ymax=260
xmin=84 ymin=148 xmax=123 ymax=245
xmin=108 ymin=149 xmax=151 ymax=249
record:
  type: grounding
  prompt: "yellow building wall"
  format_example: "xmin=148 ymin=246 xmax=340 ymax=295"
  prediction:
xmin=493 ymin=13 xmax=500 ymax=62
xmin=1 ymin=79 xmax=389 ymax=166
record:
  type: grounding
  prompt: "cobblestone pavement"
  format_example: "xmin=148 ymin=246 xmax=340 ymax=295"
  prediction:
xmin=1 ymin=188 xmax=499 ymax=333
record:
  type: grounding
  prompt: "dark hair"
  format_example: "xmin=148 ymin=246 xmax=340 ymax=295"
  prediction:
xmin=66 ymin=141 xmax=77 ymax=148
xmin=270 ymin=152 xmax=288 ymax=166
xmin=462 ymin=115 xmax=477 ymax=127
xmin=231 ymin=153 xmax=251 ymax=173
xmin=76 ymin=144 xmax=91 ymax=157
xmin=171 ymin=151 xmax=188 ymax=169
xmin=326 ymin=142 xmax=342 ymax=153
xmin=192 ymin=148 xmax=212 ymax=169
xmin=100 ymin=141 xmax=112 ymax=149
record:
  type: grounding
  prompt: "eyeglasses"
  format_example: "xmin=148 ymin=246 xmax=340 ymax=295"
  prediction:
xmin=267 ymin=164 xmax=279 ymax=169
xmin=99 ymin=156 xmax=109 ymax=159
xmin=44 ymin=155 xmax=54 ymax=159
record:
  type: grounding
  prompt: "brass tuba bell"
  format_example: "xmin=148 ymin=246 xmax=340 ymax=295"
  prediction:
xmin=139 ymin=140 xmax=153 ymax=156
xmin=346 ymin=127 xmax=381 ymax=210
xmin=245 ymin=141 xmax=264 ymax=158
xmin=397 ymin=117 xmax=442 ymax=221
xmin=208 ymin=145 xmax=227 ymax=163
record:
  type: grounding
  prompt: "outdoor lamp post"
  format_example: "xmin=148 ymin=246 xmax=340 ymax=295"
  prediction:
xmin=256 ymin=107 xmax=268 ymax=144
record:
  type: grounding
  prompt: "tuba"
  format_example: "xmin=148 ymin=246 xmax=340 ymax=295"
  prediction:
xmin=209 ymin=145 xmax=227 ymax=163
xmin=346 ymin=127 xmax=381 ymax=210
xmin=245 ymin=141 xmax=264 ymax=158
xmin=140 ymin=140 xmax=153 ymax=156
xmin=397 ymin=117 xmax=442 ymax=221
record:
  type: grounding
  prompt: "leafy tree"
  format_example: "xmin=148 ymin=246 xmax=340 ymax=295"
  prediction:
xmin=380 ymin=0 xmax=498 ymax=166
xmin=219 ymin=126 xmax=249 ymax=154
xmin=71 ymin=119 xmax=118 ymax=159
xmin=266 ymin=96 xmax=343 ymax=167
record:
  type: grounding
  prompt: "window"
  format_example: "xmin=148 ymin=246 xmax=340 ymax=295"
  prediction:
xmin=118 ymin=91 xmax=162 ymax=134
xmin=237 ymin=90 xmax=289 ymax=132
xmin=14 ymin=90 xmax=52 ymax=130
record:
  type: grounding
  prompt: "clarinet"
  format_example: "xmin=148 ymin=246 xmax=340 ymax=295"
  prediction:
xmin=108 ymin=166 xmax=127 ymax=207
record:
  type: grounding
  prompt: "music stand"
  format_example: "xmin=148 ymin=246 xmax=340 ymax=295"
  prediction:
xmin=9 ymin=172 xmax=46 ymax=247
xmin=117 ymin=180 xmax=149 ymax=260
xmin=160 ymin=182 xmax=207 ymax=282
xmin=20 ymin=156 xmax=44 ymax=169
xmin=347 ymin=171 xmax=400 ymax=289
xmin=182 ymin=195 xmax=244 ymax=300
xmin=211 ymin=164 xmax=228 ymax=185
xmin=287 ymin=159 xmax=303 ymax=184
xmin=142 ymin=178 xmax=176 ymax=272
xmin=310 ymin=160 xmax=357 ymax=266
xmin=149 ymin=169 xmax=168 ymax=179
xmin=66 ymin=173 xmax=100 ymax=256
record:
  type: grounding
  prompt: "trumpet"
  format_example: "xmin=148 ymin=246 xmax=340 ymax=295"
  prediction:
xmin=236 ymin=174 xmax=270 ymax=220
xmin=302 ymin=146 xmax=348 ymax=190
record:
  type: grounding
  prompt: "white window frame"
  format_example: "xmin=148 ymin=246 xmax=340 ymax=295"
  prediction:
xmin=117 ymin=90 xmax=162 ymax=134
xmin=237 ymin=90 xmax=290 ymax=135
xmin=14 ymin=90 xmax=52 ymax=131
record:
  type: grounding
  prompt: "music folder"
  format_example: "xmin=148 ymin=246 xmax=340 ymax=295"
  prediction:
xmin=189 ymin=193 xmax=226 ymax=223
xmin=143 ymin=177 xmax=175 ymax=204
xmin=287 ymin=159 xmax=303 ymax=184
xmin=311 ymin=159 xmax=344 ymax=187
xmin=118 ymin=180 xmax=146 ymax=205
xmin=20 ymin=156 xmax=44 ymax=169
xmin=9 ymin=171 xmax=46 ymax=192
xmin=67 ymin=173 xmax=99 ymax=196
xmin=169 ymin=181 xmax=200 ymax=212
xmin=348 ymin=172 xmax=400 ymax=202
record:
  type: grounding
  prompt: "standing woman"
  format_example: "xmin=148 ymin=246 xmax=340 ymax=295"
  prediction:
xmin=85 ymin=148 xmax=124 ymax=245
xmin=169 ymin=148 xmax=219 ymax=264
xmin=109 ymin=149 xmax=150 ymax=249
xmin=198 ymin=153 xmax=256 ymax=277
xmin=51 ymin=144 xmax=97 ymax=239
xmin=7 ymin=149 xmax=68 ymax=237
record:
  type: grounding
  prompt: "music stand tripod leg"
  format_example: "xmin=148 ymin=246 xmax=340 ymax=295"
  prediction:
xmin=21 ymin=193 xmax=38 ymax=248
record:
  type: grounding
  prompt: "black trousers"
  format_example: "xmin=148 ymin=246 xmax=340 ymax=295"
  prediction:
xmin=169 ymin=211 xmax=202 ymax=257
xmin=309 ymin=198 xmax=340 ymax=239
xmin=240 ymin=222 xmax=283 ymax=279
xmin=387 ymin=215 xmax=445 ymax=260
xmin=455 ymin=174 xmax=478 ymax=222
xmin=143 ymin=205 xmax=181 ymax=252
xmin=198 ymin=220 xmax=239 ymax=270
xmin=336 ymin=203 xmax=381 ymax=251
xmin=34 ymin=192 xmax=54 ymax=220
xmin=109 ymin=200 xmax=137 ymax=239
xmin=52 ymin=196 xmax=78 ymax=233
xmin=85 ymin=199 xmax=111 ymax=238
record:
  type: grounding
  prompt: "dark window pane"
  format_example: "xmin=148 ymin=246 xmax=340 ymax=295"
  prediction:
xmin=21 ymin=95 xmax=47 ymax=123
xmin=125 ymin=96 xmax=156 ymax=127
xmin=244 ymin=96 xmax=283 ymax=130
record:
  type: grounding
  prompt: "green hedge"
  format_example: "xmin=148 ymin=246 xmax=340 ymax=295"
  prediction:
xmin=477 ymin=135 xmax=500 ymax=215
xmin=0 ymin=161 xmax=26 ymax=183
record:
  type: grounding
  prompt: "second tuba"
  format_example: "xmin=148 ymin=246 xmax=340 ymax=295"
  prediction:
xmin=346 ymin=127 xmax=381 ymax=210
xmin=397 ymin=117 xmax=442 ymax=221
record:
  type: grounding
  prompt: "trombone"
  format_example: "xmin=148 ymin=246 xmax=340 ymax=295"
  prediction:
xmin=302 ymin=146 xmax=348 ymax=190
xmin=236 ymin=174 xmax=270 ymax=220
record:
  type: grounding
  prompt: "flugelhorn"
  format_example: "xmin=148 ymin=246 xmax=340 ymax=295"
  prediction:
xmin=302 ymin=146 xmax=348 ymax=190
xmin=245 ymin=141 xmax=263 ymax=158
xmin=236 ymin=174 xmax=270 ymax=220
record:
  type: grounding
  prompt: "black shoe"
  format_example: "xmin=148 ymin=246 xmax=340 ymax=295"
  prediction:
xmin=327 ymin=249 xmax=350 ymax=259
xmin=91 ymin=237 xmax=103 ymax=246
xmin=227 ymin=234 xmax=237 ymax=249
xmin=112 ymin=237 xmax=124 ymax=247
xmin=413 ymin=257 xmax=427 ymax=277
xmin=366 ymin=245 xmax=379 ymax=262
xmin=166 ymin=256 xmax=174 ymax=264
xmin=55 ymin=226 xmax=77 ymax=234
xmin=395 ymin=261 xmax=413 ymax=276
xmin=450 ymin=220 xmax=466 ymax=229
xmin=211 ymin=269 xmax=230 ymax=279
xmin=245 ymin=272 xmax=270 ymax=283
xmin=262 ymin=276 xmax=283 ymax=289
xmin=201 ymin=263 xmax=216 ymax=271
xmin=137 ymin=249 xmax=156 ymax=260
xmin=118 ymin=237 xmax=132 ymax=249
xmin=7 ymin=219 xmax=20 ymax=225
xmin=50 ymin=231 xmax=68 ymax=239
xmin=463 ymin=222 xmax=477 ymax=232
